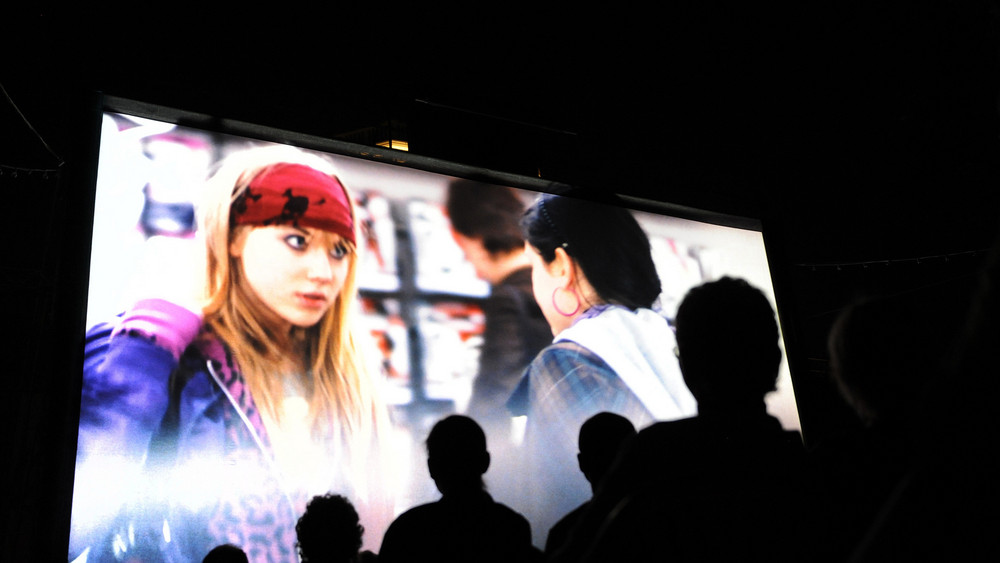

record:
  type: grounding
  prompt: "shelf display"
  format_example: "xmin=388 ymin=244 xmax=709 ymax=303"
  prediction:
xmin=356 ymin=191 xmax=400 ymax=292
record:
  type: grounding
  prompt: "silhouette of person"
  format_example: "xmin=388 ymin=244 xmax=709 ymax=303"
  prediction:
xmin=377 ymin=415 xmax=540 ymax=563
xmin=544 ymin=412 xmax=636 ymax=556
xmin=202 ymin=543 xmax=249 ymax=563
xmin=554 ymin=276 xmax=819 ymax=562
xmin=818 ymin=286 xmax=969 ymax=561
xmin=445 ymin=180 xmax=551 ymax=512
xmin=843 ymin=243 xmax=1000 ymax=562
xmin=296 ymin=493 xmax=377 ymax=563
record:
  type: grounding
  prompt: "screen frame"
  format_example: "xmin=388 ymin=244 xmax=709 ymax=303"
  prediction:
xmin=101 ymin=95 xmax=765 ymax=234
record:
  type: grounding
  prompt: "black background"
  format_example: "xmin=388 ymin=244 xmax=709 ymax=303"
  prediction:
xmin=4 ymin=5 xmax=1000 ymax=559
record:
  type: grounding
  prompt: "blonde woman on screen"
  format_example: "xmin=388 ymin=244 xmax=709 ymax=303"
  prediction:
xmin=71 ymin=146 xmax=393 ymax=562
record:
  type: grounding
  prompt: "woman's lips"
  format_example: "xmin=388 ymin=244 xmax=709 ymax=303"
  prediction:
xmin=296 ymin=292 xmax=329 ymax=309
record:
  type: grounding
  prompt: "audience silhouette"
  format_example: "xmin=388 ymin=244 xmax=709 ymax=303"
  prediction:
xmin=133 ymin=262 xmax=1000 ymax=562
xmin=202 ymin=543 xmax=249 ymax=563
xmin=816 ymin=285 xmax=970 ymax=561
xmin=377 ymin=415 xmax=541 ymax=563
xmin=544 ymin=412 xmax=636 ymax=556
xmin=837 ymin=244 xmax=1000 ymax=561
xmin=296 ymin=493 xmax=376 ymax=563
xmin=550 ymin=276 xmax=823 ymax=562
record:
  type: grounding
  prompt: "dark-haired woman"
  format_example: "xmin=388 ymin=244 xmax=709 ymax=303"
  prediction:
xmin=508 ymin=191 xmax=697 ymax=545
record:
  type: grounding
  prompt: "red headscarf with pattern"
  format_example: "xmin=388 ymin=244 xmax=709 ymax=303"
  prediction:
xmin=231 ymin=162 xmax=355 ymax=244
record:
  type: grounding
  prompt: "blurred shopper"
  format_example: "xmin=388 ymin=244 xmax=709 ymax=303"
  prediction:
xmin=445 ymin=180 xmax=551 ymax=514
xmin=446 ymin=180 xmax=550 ymax=425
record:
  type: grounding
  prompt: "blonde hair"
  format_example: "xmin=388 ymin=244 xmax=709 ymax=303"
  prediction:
xmin=198 ymin=144 xmax=390 ymax=497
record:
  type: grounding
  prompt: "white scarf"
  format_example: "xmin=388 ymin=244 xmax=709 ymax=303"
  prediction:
xmin=555 ymin=306 xmax=698 ymax=421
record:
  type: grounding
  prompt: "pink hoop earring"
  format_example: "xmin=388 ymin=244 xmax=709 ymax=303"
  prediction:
xmin=552 ymin=287 xmax=581 ymax=317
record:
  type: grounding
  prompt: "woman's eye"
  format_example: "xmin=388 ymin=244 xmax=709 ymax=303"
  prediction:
xmin=330 ymin=244 xmax=349 ymax=260
xmin=284 ymin=234 xmax=308 ymax=250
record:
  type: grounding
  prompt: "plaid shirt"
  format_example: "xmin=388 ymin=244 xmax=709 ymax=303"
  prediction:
xmin=518 ymin=340 xmax=658 ymax=546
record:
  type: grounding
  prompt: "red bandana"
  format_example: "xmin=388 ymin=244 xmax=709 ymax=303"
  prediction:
xmin=231 ymin=162 xmax=355 ymax=244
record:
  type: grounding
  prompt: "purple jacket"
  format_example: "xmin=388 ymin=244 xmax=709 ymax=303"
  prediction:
xmin=72 ymin=299 xmax=303 ymax=562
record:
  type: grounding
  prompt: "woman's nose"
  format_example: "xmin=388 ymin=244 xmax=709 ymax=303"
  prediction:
xmin=306 ymin=249 xmax=333 ymax=281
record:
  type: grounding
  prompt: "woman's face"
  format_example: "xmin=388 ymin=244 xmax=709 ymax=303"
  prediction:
xmin=231 ymin=224 xmax=351 ymax=331
xmin=451 ymin=231 xmax=491 ymax=282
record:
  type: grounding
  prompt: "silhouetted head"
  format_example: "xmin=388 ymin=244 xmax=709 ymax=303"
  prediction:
xmin=295 ymin=493 xmax=364 ymax=563
xmin=577 ymin=412 xmax=637 ymax=492
xmin=426 ymin=415 xmax=491 ymax=496
xmin=202 ymin=543 xmax=249 ymax=563
xmin=828 ymin=289 xmax=959 ymax=430
xmin=674 ymin=276 xmax=781 ymax=408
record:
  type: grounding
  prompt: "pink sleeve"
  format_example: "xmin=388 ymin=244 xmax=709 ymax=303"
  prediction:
xmin=112 ymin=298 xmax=203 ymax=360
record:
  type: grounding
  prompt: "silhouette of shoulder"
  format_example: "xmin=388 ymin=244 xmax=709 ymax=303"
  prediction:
xmin=545 ymin=501 xmax=589 ymax=555
xmin=641 ymin=413 xmax=801 ymax=458
xmin=379 ymin=491 xmax=533 ymax=563
xmin=634 ymin=415 xmax=802 ymax=485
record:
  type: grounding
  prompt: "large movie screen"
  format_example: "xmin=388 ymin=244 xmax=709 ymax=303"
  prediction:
xmin=70 ymin=109 xmax=800 ymax=561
